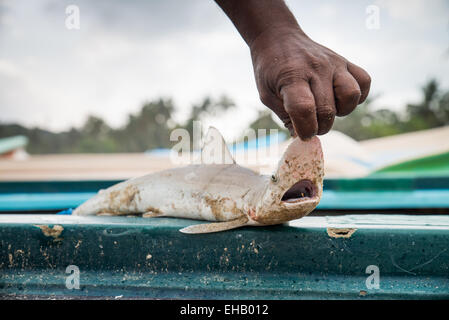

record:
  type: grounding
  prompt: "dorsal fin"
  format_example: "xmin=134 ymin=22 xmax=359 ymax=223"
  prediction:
xmin=201 ymin=127 xmax=235 ymax=165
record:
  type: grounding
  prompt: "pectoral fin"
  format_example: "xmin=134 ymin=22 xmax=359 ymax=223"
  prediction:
xmin=180 ymin=216 xmax=249 ymax=234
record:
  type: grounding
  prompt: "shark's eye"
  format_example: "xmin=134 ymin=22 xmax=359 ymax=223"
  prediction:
xmin=270 ymin=174 xmax=279 ymax=183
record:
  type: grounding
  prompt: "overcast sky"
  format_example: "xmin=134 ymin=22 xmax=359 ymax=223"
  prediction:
xmin=0 ymin=0 xmax=448 ymax=139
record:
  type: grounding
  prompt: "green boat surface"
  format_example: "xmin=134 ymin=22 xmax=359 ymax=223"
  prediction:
xmin=372 ymin=151 xmax=449 ymax=177
xmin=1 ymin=214 xmax=449 ymax=299
xmin=1 ymin=175 xmax=448 ymax=299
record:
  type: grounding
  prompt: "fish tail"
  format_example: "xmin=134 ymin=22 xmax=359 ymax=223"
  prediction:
xmin=72 ymin=196 xmax=102 ymax=216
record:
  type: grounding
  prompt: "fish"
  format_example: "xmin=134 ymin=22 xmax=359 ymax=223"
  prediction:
xmin=73 ymin=127 xmax=324 ymax=234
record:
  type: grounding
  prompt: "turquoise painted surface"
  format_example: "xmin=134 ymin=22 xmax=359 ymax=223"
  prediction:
xmin=2 ymin=190 xmax=449 ymax=212
xmin=1 ymin=177 xmax=449 ymax=212
xmin=1 ymin=214 xmax=448 ymax=299
xmin=319 ymin=190 xmax=449 ymax=209
xmin=0 ymin=192 xmax=94 ymax=211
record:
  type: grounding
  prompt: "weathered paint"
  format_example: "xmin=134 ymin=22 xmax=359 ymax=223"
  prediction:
xmin=1 ymin=214 xmax=449 ymax=299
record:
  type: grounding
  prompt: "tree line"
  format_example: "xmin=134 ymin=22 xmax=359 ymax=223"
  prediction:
xmin=0 ymin=79 xmax=448 ymax=154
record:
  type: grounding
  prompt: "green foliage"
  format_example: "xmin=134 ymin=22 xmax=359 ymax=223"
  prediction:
xmin=333 ymin=79 xmax=449 ymax=141
xmin=405 ymin=79 xmax=449 ymax=129
xmin=0 ymin=100 xmax=177 ymax=154
xmin=333 ymin=97 xmax=403 ymax=140
xmin=182 ymin=95 xmax=236 ymax=147
xmin=0 ymin=96 xmax=234 ymax=154
xmin=248 ymin=110 xmax=288 ymax=134
xmin=1 ymin=79 xmax=448 ymax=153
xmin=116 ymin=99 xmax=175 ymax=152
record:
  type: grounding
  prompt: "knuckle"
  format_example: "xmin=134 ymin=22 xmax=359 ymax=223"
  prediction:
xmin=316 ymin=105 xmax=336 ymax=119
xmin=277 ymin=69 xmax=307 ymax=89
xmin=291 ymin=104 xmax=315 ymax=119
xmin=308 ymin=56 xmax=327 ymax=73
xmin=309 ymin=58 xmax=322 ymax=71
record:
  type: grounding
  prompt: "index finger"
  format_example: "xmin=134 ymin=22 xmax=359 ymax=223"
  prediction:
xmin=280 ymin=80 xmax=318 ymax=140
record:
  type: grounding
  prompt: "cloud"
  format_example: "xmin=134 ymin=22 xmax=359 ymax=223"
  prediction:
xmin=42 ymin=0 xmax=230 ymax=40
xmin=376 ymin=0 xmax=449 ymax=27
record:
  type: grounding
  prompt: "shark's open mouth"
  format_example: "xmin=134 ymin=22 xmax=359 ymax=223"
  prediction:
xmin=281 ymin=179 xmax=316 ymax=203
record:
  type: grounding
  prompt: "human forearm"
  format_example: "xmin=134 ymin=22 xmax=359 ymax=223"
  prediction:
xmin=215 ymin=0 xmax=303 ymax=47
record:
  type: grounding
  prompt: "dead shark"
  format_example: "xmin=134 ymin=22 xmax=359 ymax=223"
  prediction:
xmin=73 ymin=127 xmax=324 ymax=233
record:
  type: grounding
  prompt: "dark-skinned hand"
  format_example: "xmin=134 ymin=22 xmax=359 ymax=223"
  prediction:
xmin=215 ymin=0 xmax=371 ymax=139
xmin=250 ymin=27 xmax=371 ymax=139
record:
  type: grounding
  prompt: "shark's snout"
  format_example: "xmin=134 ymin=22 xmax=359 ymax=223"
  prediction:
xmin=252 ymin=136 xmax=324 ymax=225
